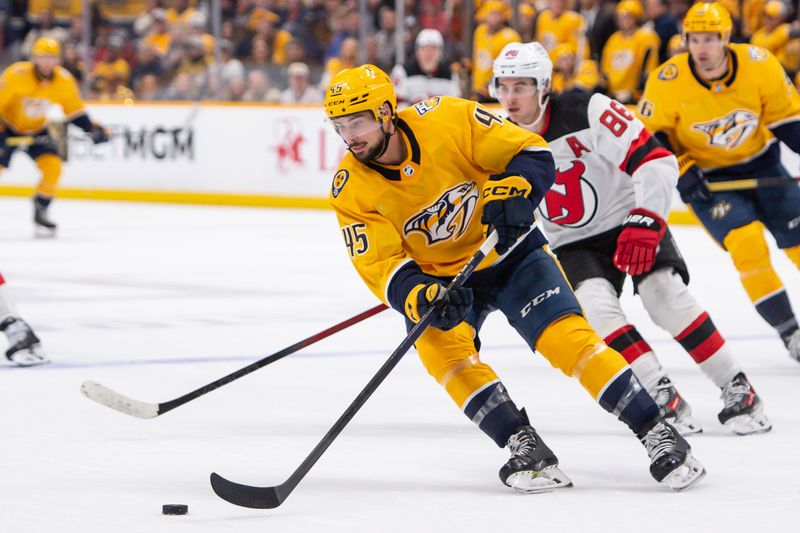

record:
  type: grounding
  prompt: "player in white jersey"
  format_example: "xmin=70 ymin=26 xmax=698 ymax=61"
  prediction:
xmin=0 ymin=272 xmax=48 ymax=366
xmin=491 ymin=41 xmax=771 ymax=435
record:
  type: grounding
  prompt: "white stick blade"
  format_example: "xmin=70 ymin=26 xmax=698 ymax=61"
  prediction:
xmin=80 ymin=381 xmax=159 ymax=419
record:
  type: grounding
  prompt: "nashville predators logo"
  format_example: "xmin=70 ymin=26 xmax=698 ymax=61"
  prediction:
xmin=403 ymin=182 xmax=479 ymax=245
xmin=692 ymin=110 xmax=759 ymax=149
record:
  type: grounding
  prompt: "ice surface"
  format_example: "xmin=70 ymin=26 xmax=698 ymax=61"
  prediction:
xmin=1 ymin=197 xmax=798 ymax=533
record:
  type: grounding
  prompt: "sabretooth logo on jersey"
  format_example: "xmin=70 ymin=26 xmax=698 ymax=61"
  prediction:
xmin=520 ymin=287 xmax=561 ymax=317
xmin=404 ymin=182 xmax=479 ymax=244
xmin=692 ymin=110 xmax=759 ymax=149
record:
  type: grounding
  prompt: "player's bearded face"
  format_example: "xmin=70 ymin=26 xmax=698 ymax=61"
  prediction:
xmin=687 ymin=32 xmax=727 ymax=72
xmin=331 ymin=111 xmax=386 ymax=162
xmin=33 ymin=54 xmax=59 ymax=78
xmin=496 ymin=78 xmax=540 ymax=125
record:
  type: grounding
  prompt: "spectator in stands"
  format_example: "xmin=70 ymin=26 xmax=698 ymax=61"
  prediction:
xmin=374 ymin=6 xmax=397 ymax=71
xmin=21 ymin=10 xmax=68 ymax=58
xmin=392 ymin=28 xmax=461 ymax=107
xmin=418 ymin=0 xmax=450 ymax=36
xmin=61 ymin=39 xmax=85 ymax=82
xmin=579 ymin=0 xmax=618 ymax=60
xmin=645 ymin=0 xmax=680 ymax=63
xmin=751 ymin=1 xmax=800 ymax=73
xmin=551 ymin=42 xmax=601 ymax=93
xmin=219 ymin=75 xmax=247 ymax=101
xmin=131 ymin=41 xmax=165 ymax=90
xmin=167 ymin=0 xmax=199 ymax=30
xmin=162 ymin=71 xmax=196 ymax=100
xmin=285 ymin=38 xmax=310 ymax=64
xmin=133 ymin=0 xmax=163 ymax=37
xmin=144 ymin=8 xmax=172 ymax=57
xmin=472 ymin=0 xmax=520 ymax=101
xmin=91 ymin=34 xmax=131 ymax=98
xmin=324 ymin=6 xmax=360 ymax=61
xmin=535 ymin=0 xmax=585 ymax=58
xmin=280 ymin=61 xmax=324 ymax=104
xmin=720 ymin=0 xmax=766 ymax=41
xmin=517 ymin=3 xmax=537 ymax=43
xmin=249 ymin=37 xmax=272 ymax=67
xmin=243 ymin=70 xmax=280 ymax=102
xmin=174 ymin=35 xmax=212 ymax=98
xmin=187 ymin=12 xmax=215 ymax=56
xmin=322 ymin=36 xmax=358 ymax=86
xmin=600 ymin=0 xmax=659 ymax=104
xmin=211 ymin=39 xmax=246 ymax=88
xmin=136 ymin=73 xmax=162 ymax=101
xmin=666 ymin=33 xmax=684 ymax=58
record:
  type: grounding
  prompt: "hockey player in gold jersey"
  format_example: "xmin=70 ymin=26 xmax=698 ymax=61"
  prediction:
xmin=325 ymin=64 xmax=705 ymax=492
xmin=638 ymin=2 xmax=800 ymax=362
xmin=0 ymin=37 xmax=109 ymax=235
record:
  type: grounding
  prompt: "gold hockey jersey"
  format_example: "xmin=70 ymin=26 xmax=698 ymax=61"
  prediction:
xmin=601 ymin=28 xmax=660 ymax=102
xmin=637 ymin=43 xmax=800 ymax=171
xmin=0 ymin=62 xmax=86 ymax=134
xmin=535 ymin=9 xmax=585 ymax=58
xmin=329 ymin=96 xmax=550 ymax=304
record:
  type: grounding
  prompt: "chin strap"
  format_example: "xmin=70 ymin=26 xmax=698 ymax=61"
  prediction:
xmin=517 ymin=91 xmax=550 ymax=132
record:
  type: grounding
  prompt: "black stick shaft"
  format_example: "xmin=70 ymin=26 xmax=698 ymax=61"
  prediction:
xmin=157 ymin=304 xmax=387 ymax=415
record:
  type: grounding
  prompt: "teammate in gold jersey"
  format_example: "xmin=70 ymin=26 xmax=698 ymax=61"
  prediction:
xmin=0 ymin=37 xmax=109 ymax=235
xmin=325 ymin=64 xmax=705 ymax=493
xmin=638 ymin=2 xmax=800 ymax=363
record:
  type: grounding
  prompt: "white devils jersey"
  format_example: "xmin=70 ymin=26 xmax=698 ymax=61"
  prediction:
xmin=534 ymin=92 xmax=678 ymax=249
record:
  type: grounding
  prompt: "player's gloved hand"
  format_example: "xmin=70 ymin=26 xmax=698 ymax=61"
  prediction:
xmin=89 ymin=123 xmax=110 ymax=144
xmin=676 ymin=154 xmax=712 ymax=203
xmin=613 ymin=208 xmax=666 ymax=276
xmin=404 ymin=282 xmax=473 ymax=331
xmin=481 ymin=172 xmax=534 ymax=255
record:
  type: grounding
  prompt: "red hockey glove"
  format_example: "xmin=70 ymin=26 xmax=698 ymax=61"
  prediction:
xmin=613 ymin=208 xmax=666 ymax=276
xmin=404 ymin=282 xmax=473 ymax=331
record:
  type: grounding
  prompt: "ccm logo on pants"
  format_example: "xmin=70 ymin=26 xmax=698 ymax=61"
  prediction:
xmin=520 ymin=287 xmax=561 ymax=317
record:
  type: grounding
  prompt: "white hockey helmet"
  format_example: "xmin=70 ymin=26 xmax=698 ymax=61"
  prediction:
xmin=490 ymin=41 xmax=553 ymax=99
xmin=416 ymin=28 xmax=444 ymax=49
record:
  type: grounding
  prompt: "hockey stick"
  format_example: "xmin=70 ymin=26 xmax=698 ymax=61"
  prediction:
xmin=210 ymin=232 xmax=498 ymax=509
xmin=707 ymin=175 xmax=800 ymax=192
xmin=80 ymin=304 xmax=387 ymax=419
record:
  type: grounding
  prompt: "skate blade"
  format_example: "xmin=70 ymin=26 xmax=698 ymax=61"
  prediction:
xmin=34 ymin=226 xmax=57 ymax=239
xmin=670 ymin=416 xmax=703 ymax=437
xmin=506 ymin=465 xmax=573 ymax=494
xmin=9 ymin=353 xmax=51 ymax=367
xmin=725 ymin=407 xmax=772 ymax=436
xmin=662 ymin=453 xmax=706 ymax=492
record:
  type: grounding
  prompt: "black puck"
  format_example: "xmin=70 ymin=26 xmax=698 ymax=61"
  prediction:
xmin=162 ymin=504 xmax=188 ymax=515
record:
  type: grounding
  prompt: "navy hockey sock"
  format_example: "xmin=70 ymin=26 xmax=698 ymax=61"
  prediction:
xmin=598 ymin=368 xmax=660 ymax=434
xmin=754 ymin=289 xmax=798 ymax=341
xmin=463 ymin=382 xmax=528 ymax=447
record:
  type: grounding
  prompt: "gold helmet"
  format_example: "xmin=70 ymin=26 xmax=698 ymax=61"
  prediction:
xmin=764 ymin=0 xmax=787 ymax=19
xmin=682 ymin=2 xmax=733 ymax=40
xmin=615 ymin=0 xmax=644 ymax=21
xmin=32 ymin=37 xmax=61 ymax=57
xmin=325 ymin=64 xmax=396 ymax=123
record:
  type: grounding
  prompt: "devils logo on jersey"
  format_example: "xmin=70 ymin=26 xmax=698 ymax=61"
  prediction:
xmin=692 ymin=110 xmax=759 ymax=149
xmin=538 ymin=160 xmax=599 ymax=228
xmin=404 ymin=182 xmax=479 ymax=244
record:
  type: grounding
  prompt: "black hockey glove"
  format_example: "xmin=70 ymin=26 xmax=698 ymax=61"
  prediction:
xmin=676 ymin=154 xmax=712 ymax=203
xmin=481 ymin=172 xmax=535 ymax=255
xmin=89 ymin=123 xmax=110 ymax=144
xmin=404 ymin=282 xmax=473 ymax=331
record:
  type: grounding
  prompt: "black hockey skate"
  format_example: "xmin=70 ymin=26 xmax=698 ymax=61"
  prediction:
xmin=0 ymin=316 xmax=49 ymax=367
xmin=653 ymin=377 xmax=702 ymax=436
xmin=718 ymin=372 xmax=771 ymax=435
xmin=33 ymin=197 xmax=57 ymax=238
xmin=638 ymin=419 xmax=705 ymax=491
xmin=499 ymin=424 xmax=572 ymax=494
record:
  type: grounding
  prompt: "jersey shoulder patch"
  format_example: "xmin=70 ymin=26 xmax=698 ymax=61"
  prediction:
xmin=657 ymin=62 xmax=679 ymax=81
xmin=331 ymin=169 xmax=350 ymax=199
xmin=747 ymin=45 xmax=769 ymax=62
xmin=411 ymin=96 xmax=441 ymax=116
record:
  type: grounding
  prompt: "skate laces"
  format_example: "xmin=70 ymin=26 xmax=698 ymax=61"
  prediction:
xmin=640 ymin=422 xmax=676 ymax=461
xmin=508 ymin=428 xmax=537 ymax=458
xmin=721 ymin=374 xmax=753 ymax=409
xmin=787 ymin=331 xmax=800 ymax=361
xmin=653 ymin=378 xmax=675 ymax=409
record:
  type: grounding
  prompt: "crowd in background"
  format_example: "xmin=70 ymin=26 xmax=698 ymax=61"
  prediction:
xmin=1 ymin=0 xmax=800 ymax=105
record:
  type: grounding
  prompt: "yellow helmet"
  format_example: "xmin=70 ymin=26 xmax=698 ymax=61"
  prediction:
xmin=616 ymin=0 xmax=644 ymax=21
xmin=32 ymin=37 xmax=61 ymax=57
xmin=325 ymin=64 xmax=396 ymax=122
xmin=682 ymin=2 xmax=733 ymax=40
xmin=764 ymin=0 xmax=787 ymax=19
